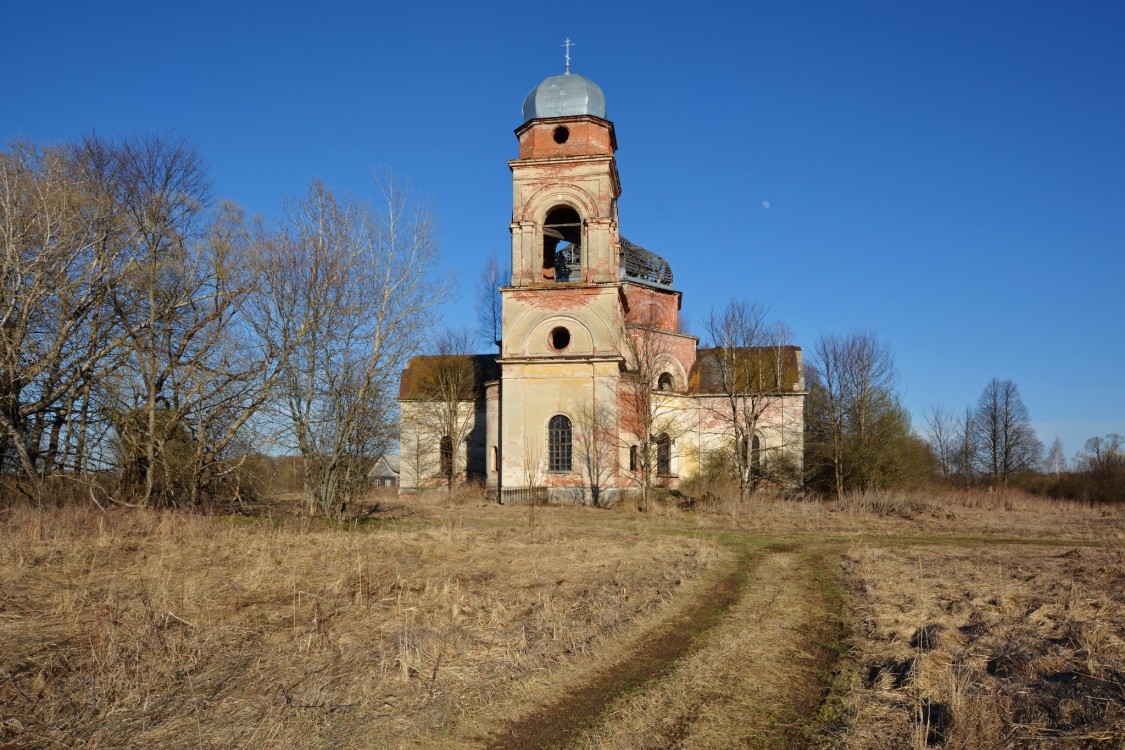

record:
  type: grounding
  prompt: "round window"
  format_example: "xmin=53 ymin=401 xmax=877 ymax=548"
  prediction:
xmin=553 ymin=126 xmax=570 ymax=144
xmin=549 ymin=326 xmax=571 ymax=351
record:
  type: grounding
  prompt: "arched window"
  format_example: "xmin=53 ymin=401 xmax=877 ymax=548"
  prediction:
xmin=629 ymin=444 xmax=639 ymax=471
xmin=656 ymin=433 xmax=672 ymax=476
xmin=440 ymin=435 xmax=453 ymax=477
xmin=657 ymin=372 xmax=674 ymax=390
xmin=750 ymin=434 xmax=762 ymax=476
xmin=543 ymin=206 xmax=582 ymax=282
xmin=548 ymin=415 xmax=572 ymax=472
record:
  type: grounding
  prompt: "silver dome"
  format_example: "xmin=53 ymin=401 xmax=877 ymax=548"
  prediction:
xmin=522 ymin=73 xmax=606 ymax=122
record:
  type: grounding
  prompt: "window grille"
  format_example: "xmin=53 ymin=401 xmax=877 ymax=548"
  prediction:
xmin=656 ymin=433 xmax=672 ymax=476
xmin=548 ymin=415 xmax=572 ymax=472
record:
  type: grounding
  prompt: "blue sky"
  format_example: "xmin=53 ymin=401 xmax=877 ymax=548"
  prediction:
xmin=6 ymin=1 xmax=1123 ymax=460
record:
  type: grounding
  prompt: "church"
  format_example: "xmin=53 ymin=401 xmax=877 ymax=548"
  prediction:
xmin=398 ymin=66 xmax=806 ymax=502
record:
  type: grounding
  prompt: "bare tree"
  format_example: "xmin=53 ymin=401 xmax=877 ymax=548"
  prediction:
xmin=925 ymin=404 xmax=958 ymax=481
xmin=0 ymin=141 xmax=76 ymax=486
xmin=946 ymin=406 xmax=972 ymax=484
xmin=808 ymin=330 xmax=912 ymax=499
xmin=408 ymin=327 xmax=479 ymax=494
xmin=106 ymin=134 xmax=218 ymax=507
xmin=252 ymin=174 xmax=446 ymax=515
xmin=574 ymin=395 xmax=618 ymax=507
xmin=1 ymin=139 xmax=442 ymax=513
xmin=1 ymin=142 xmax=105 ymax=489
xmin=1069 ymin=434 xmax=1123 ymax=503
xmin=0 ymin=137 xmax=162 ymax=500
xmin=521 ymin=435 xmax=543 ymax=498
xmin=703 ymin=299 xmax=793 ymax=500
xmin=1075 ymin=434 xmax=1122 ymax=476
xmin=970 ymin=378 xmax=1042 ymax=486
xmin=475 ymin=254 xmax=505 ymax=352
xmin=55 ymin=136 xmax=141 ymax=479
xmin=399 ymin=430 xmax=439 ymax=493
xmin=0 ymin=135 xmax=282 ymax=508
xmin=174 ymin=203 xmax=284 ymax=506
xmin=618 ymin=311 xmax=689 ymax=510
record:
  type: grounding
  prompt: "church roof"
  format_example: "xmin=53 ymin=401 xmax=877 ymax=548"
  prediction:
xmin=522 ymin=73 xmax=606 ymax=122
xmin=620 ymin=236 xmax=674 ymax=289
xmin=398 ymin=354 xmax=500 ymax=400
xmin=689 ymin=346 xmax=804 ymax=394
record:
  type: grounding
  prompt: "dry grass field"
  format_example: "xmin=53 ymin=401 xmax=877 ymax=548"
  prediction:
xmin=824 ymin=542 xmax=1125 ymax=749
xmin=1 ymin=488 xmax=1122 ymax=749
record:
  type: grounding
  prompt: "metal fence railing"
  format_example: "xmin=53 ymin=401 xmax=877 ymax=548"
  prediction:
xmin=497 ymin=486 xmax=549 ymax=505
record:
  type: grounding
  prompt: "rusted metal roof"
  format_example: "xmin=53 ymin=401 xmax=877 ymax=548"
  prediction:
xmin=398 ymin=354 xmax=500 ymax=400
xmin=688 ymin=346 xmax=804 ymax=394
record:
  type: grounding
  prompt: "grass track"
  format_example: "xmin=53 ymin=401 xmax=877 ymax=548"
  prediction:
xmin=484 ymin=540 xmax=758 ymax=749
xmin=485 ymin=536 xmax=849 ymax=750
xmin=479 ymin=526 xmax=1122 ymax=749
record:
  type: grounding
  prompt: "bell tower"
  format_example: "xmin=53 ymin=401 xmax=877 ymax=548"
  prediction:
xmin=494 ymin=67 xmax=629 ymax=500
xmin=508 ymin=73 xmax=620 ymax=286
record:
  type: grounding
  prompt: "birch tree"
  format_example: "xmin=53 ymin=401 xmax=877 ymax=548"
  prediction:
xmin=925 ymin=404 xmax=958 ymax=481
xmin=1044 ymin=437 xmax=1067 ymax=476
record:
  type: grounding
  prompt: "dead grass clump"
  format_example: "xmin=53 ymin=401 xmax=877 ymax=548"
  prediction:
xmin=0 ymin=504 xmax=722 ymax=749
xmin=827 ymin=490 xmax=941 ymax=519
xmin=828 ymin=543 xmax=1125 ymax=749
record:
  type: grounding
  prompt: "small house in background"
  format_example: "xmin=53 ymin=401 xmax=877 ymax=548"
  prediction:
xmin=368 ymin=454 xmax=400 ymax=487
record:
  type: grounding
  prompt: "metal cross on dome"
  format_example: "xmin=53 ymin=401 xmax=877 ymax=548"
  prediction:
xmin=562 ymin=38 xmax=573 ymax=74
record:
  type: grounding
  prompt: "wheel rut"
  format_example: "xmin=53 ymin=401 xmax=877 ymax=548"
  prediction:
xmin=485 ymin=541 xmax=844 ymax=750
xmin=483 ymin=544 xmax=758 ymax=750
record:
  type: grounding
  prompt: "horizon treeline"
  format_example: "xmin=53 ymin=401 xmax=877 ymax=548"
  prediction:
xmin=2 ymin=135 xmax=1119 ymax=512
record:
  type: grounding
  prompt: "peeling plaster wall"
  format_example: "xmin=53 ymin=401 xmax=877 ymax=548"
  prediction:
xmin=398 ymin=400 xmax=484 ymax=492
xmin=484 ymin=381 xmax=499 ymax=488
xmin=690 ymin=394 xmax=806 ymax=478
xmin=497 ymin=358 xmax=623 ymax=492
